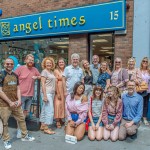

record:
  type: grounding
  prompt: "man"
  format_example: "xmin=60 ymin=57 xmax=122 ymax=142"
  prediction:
xmin=15 ymin=54 xmax=40 ymax=138
xmin=0 ymin=58 xmax=35 ymax=150
xmin=62 ymin=53 xmax=84 ymax=97
xmin=119 ymin=80 xmax=143 ymax=140
xmin=90 ymin=55 xmax=100 ymax=85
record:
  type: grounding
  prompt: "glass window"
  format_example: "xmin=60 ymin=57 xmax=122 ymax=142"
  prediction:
xmin=90 ymin=33 xmax=114 ymax=71
xmin=0 ymin=37 xmax=69 ymax=71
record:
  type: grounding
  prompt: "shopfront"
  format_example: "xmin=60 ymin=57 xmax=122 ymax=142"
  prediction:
xmin=0 ymin=0 xmax=128 ymax=70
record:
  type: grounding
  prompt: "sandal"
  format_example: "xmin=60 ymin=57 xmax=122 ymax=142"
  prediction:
xmin=44 ymin=129 xmax=55 ymax=135
xmin=40 ymin=124 xmax=45 ymax=131
xmin=143 ymin=119 xmax=149 ymax=126
xmin=56 ymin=122 xmax=62 ymax=128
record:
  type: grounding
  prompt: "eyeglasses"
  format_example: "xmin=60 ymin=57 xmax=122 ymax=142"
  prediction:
xmin=6 ymin=63 xmax=14 ymax=66
xmin=142 ymin=60 xmax=148 ymax=63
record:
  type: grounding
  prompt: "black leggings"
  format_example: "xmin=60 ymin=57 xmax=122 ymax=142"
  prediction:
xmin=143 ymin=93 xmax=150 ymax=117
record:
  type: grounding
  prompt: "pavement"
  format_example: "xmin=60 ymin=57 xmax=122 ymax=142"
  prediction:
xmin=0 ymin=123 xmax=150 ymax=150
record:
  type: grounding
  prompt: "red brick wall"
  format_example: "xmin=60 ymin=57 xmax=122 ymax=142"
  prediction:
xmin=115 ymin=0 xmax=133 ymax=67
xmin=0 ymin=0 xmax=134 ymax=67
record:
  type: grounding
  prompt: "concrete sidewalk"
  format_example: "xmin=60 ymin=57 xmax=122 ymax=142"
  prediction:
xmin=0 ymin=124 xmax=150 ymax=150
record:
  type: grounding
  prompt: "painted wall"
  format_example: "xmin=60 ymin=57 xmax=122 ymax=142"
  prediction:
xmin=133 ymin=0 xmax=150 ymax=67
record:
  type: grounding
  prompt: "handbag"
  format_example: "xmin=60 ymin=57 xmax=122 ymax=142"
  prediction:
xmin=136 ymin=81 xmax=148 ymax=92
xmin=85 ymin=97 xmax=92 ymax=131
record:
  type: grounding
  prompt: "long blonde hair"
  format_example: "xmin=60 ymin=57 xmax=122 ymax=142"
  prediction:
xmin=127 ymin=57 xmax=136 ymax=69
xmin=81 ymin=59 xmax=92 ymax=76
xmin=105 ymin=86 xmax=120 ymax=108
xmin=140 ymin=57 xmax=150 ymax=74
xmin=113 ymin=57 xmax=122 ymax=70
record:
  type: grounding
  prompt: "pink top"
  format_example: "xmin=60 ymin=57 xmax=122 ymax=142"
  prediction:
xmin=102 ymin=98 xmax=122 ymax=126
xmin=15 ymin=65 xmax=40 ymax=96
xmin=141 ymin=71 xmax=150 ymax=93
xmin=65 ymin=94 xmax=88 ymax=125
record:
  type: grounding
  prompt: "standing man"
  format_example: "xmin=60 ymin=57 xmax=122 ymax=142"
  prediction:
xmin=90 ymin=55 xmax=100 ymax=85
xmin=15 ymin=54 xmax=40 ymax=137
xmin=62 ymin=53 xmax=84 ymax=97
xmin=0 ymin=58 xmax=35 ymax=150
xmin=119 ymin=80 xmax=143 ymax=140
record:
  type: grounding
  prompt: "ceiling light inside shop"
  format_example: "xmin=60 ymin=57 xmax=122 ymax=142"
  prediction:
xmin=106 ymin=52 xmax=114 ymax=54
xmin=53 ymin=42 xmax=69 ymax=45
xmin=49 ymin=50 xmax=53 ymax=53
xmin=97 ymin=34 xmax=112 ymax=37
xmin=58 ymin=46 xmax=68 ymax=48
xmin=93 ymin=39 xmax=107 ymax=43
xmin=101 ymin=47 xmax=114 ymax=49
xmin=92 ymin=45 xmax=96 ymax=47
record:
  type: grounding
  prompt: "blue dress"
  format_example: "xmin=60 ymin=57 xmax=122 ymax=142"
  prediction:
xmin=97 ymin=72 xmax=110 ymax=90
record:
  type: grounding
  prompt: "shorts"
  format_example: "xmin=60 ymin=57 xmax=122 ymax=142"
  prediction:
xmin=21 ymin=96 xmax=33 ymax=111
xmin=101 ymin=114 xmax=121 ymax=127
xmin=71 ymin=113 xmax=87 ymax=123
xmin=89 ymin=117 xmax=103 ymax=126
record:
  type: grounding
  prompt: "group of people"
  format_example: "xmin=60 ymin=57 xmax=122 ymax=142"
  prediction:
xmin=0 ymin=53 xmax=149 ymax=149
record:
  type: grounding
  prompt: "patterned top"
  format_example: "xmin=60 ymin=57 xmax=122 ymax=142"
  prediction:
xmin=97 ymin=72 xmax=111 ymax=90
xmin=102 ymin=98 xmax=122 ymax=126
xmin=141 ymin=71 xmax=150 ymax=93
xmin=90 ymin=99 xmax=103 ymax=117
xmin=0 ymin=70 xmax=19 ymax=107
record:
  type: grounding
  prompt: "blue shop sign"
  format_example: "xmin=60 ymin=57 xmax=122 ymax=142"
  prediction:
xmin=0 ymin=0 xmax=126 ymax=41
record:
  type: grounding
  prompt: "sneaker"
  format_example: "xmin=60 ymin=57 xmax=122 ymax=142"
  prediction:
xmin=16 ymin=129 xmax=22 ymax=139
xmin=21 ymin=134 xmax=35 ymax=141
xmin=4 ymin=141 xmax=12 ymax=149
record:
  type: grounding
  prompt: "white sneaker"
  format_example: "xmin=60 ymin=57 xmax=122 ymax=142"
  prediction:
xmin=16 ymin=129 xmax=22 ymax=139
xmin=21 ymin=134 xmax=35 ymax=142
xmin=4 ymin=141 xmax=12 ymax=149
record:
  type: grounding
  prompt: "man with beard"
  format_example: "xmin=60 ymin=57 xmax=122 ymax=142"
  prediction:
xmin=119 ymin=80 xmax=143 ymax=140
xmin=15 ymin=54 xmax=40 ymax=138
xmin=0 ymin=58 xmax=35 ymax=150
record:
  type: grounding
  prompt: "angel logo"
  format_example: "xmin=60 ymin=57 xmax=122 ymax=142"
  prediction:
xmin=0 ymin=22 xmax=10 ymax=36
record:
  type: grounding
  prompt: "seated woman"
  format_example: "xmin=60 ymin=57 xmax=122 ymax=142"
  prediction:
xmin=88 ymin=86 xmax=104 ymax=141
xmin=65 ymin=82 xmax=88 ymax=141
xmin=102 ymin=86 xmax=122 ymax=142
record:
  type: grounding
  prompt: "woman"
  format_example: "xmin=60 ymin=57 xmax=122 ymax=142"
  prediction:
xmin=88 ymin=86 xmax=104 ymax=141
xmin=127 ymin=57 xmax=142 ymax=84
xmin=140 ymin=57 xmax=150 ymax=126
xmin=65 ymin=82 xmax=88 ymax=141
xmin=54 ymin=58 xmax=65 ymax=128
xmin=81 ymin=59 xmax=93 ymax=100
xmin=97 ymin=61 xmax=111 ymax=93
xmin=40 ymin=57 xmax=56 ymax=134
xmin=111 ymin=57 xmax=129 ymax=94
xmin=102 ymin=86 xmax=122 ymax=141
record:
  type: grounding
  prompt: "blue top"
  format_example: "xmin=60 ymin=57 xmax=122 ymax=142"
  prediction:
xmin=97 ymin=72 xmax=110 ymax=90
xmin=90 ymin=64 xmax=100 ymax=84
xmin=63 ymin=65 xmax=83 ymax=94
xmin=122 ymin=92 xmax=143 ymax=124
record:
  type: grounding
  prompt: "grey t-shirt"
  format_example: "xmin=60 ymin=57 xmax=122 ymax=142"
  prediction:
xmin=41 ymin=69 xmax=56 ymax=94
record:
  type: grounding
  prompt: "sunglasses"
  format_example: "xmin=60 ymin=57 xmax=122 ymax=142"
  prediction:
xmin=115 ymin=61 xmax=121 ymax=64
xmin=142 ymin=60 xmax=148 ymax=63
xmin=6 ymin=63 xmax=14 ymax=66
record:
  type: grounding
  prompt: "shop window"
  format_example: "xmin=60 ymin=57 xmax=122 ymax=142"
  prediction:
xmin=90 ymin=33 xmax=114 ymax=71
xmin=0 ymin=37 xmax=69 ymax=71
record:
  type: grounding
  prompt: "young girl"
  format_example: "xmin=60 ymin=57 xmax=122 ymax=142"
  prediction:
xmin=102 ymin=86 xmax=122 ymax=141
xmin=88 ymin=86 xmax=104 ymax=141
